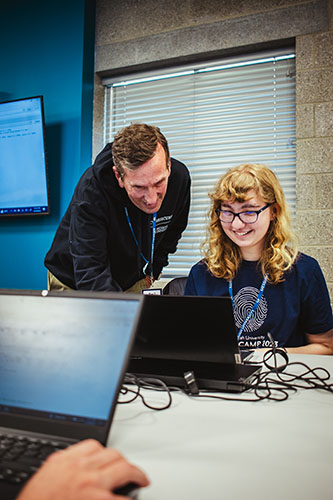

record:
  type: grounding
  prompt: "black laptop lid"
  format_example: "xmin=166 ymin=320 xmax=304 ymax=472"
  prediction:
xmin=132 ymin=295 xmax=240 ymax=365
xmin=0 ymin=290 xmax=142 ymax=444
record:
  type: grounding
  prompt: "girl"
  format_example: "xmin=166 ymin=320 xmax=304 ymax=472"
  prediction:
xmin=185 ymin=164 xmax=333 ymax=354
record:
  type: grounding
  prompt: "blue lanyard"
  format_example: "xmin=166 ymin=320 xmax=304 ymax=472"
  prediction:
xmin=228 ymin=274 xmax=268 ymax=340
xmin=124 ymin=208 xmax=157 ymax=278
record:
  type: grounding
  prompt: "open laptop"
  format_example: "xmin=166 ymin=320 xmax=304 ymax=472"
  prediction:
xmin=0 ymin=289 xmax=142 ymax=500
xmin=128 ymin=295 xmax=260 ymax=392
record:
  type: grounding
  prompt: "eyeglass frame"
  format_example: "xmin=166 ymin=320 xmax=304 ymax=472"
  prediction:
xmin=215 ymin=203 xmax=273 ymax=224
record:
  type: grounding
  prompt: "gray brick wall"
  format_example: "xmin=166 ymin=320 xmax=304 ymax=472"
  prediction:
xmin=296 ymin=27 xmax=333 ymax=297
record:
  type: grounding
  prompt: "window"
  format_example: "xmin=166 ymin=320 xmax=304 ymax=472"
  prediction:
xmin=103 ymin=49 xmax=296 ymax=276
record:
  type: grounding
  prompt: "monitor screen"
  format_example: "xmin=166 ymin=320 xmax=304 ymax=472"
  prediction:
xmin=0 ymin=96 xmax=49 ymax=216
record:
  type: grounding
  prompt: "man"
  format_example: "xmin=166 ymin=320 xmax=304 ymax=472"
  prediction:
xmin=45 ymin=124 xmax=191 ymax=292
xmin=16 ymin=439 xmax=149 ymax=500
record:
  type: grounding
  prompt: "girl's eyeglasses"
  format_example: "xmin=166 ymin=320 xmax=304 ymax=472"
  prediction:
xmin=215 ymin=203 xmax=272 ymax=224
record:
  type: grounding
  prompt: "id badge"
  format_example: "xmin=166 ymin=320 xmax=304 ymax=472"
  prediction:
xmin=141 ymin=288 xmax=163 ymax=295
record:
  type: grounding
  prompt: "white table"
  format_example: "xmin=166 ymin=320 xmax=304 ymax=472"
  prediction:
xmin=108 ymin=354 xmax=333 ymax=500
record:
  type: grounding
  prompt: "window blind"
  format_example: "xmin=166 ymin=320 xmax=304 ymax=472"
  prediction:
xmin=103 ymin=49 xmax=296 ymax=277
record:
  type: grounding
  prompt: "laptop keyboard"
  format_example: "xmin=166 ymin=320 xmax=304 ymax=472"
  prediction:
xmin=0 ymin=432 xmax=69 ymax=484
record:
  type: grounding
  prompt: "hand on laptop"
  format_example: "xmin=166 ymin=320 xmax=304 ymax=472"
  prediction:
xmin=16 ymin=439 xmax=150 ymax=500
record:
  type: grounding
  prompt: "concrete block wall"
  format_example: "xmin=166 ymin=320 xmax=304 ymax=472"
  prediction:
xmin=93 ymin=0 xmax=333 ymax=298
xmin=296 ymin=16 xmax=333 ymax=299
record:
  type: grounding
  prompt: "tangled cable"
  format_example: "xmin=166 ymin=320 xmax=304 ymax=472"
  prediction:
xmin=192 ymin=345 xmax=333 ymax=403
xmin=118 ymin=373 xmax=174 ymax=411
xmin=120 ymin=343 xmax=333 ymax=408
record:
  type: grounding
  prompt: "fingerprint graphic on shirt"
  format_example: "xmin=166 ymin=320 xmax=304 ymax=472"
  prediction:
xmin=233 ymin=286 xmax=268 ymax=333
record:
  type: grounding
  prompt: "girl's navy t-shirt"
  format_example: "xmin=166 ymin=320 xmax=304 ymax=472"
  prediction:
xmin=185 ymin=253 xmax=333 ymax=348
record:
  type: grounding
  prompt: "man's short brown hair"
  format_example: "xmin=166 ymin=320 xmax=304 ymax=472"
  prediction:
xmin=112 ymin=123 xmax=170 ymax=178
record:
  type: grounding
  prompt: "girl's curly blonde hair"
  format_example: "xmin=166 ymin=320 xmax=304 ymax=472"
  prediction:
xmin=203 ymin=164 xmax=298 ymax=284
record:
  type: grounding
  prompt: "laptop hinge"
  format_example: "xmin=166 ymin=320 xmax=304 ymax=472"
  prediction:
xmin=235 ymin=353 xmax=241 ymax=364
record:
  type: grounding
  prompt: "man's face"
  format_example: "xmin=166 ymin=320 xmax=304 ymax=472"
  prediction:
xmin=113 ymin=143 xmax=171 ymax=214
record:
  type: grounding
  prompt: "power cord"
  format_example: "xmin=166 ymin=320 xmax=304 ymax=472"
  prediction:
xmin=192 ymin=335 xmax=333 ymax=402
xmin=118 ymin=373 xmax=174 ymax=411
xmin=121 ymin=335 xmax=333 ymax=407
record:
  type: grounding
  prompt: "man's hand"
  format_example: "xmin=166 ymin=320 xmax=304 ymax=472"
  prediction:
xmin=16 ymin=439 xmax=150 ymax=500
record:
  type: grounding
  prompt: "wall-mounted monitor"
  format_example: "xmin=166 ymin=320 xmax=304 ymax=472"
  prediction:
xmin=0 ymin=96 xmax=50 ymax=217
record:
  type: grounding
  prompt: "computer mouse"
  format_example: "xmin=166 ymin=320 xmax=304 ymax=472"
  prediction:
xmin=113 ymin=482 xmax=140 ymax=499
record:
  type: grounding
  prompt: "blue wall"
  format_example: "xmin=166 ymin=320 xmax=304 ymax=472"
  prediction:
xmin=0 ymin=0 xmax=96 ymax=289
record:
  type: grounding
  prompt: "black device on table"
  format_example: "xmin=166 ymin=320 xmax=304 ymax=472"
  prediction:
xmin=128 ymin=295 xmax=260 ymax=393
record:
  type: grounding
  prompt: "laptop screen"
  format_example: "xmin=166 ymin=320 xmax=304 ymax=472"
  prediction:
xmin=0 ymin=293 xmax=140 ymax=427
xmin=132 ymin=295 xmax=240 ymax=364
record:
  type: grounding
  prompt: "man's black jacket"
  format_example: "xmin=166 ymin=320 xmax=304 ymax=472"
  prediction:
xmin=44 ymin=143 xmax=191 ymax=291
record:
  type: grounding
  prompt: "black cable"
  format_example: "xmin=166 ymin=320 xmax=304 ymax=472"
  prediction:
xmin=118 ymin=373 xmax=173 ymax=411
xmin=121 ymin=340 xmax=333 ymax=408
xmin=261 ymin=334 xmax=333 ymax=393
xmin=269 ymin=362 xmax=333 ymax=392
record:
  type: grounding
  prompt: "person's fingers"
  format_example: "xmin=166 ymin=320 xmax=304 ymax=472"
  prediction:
xmin=46 ymin=439 xmax=103 ymax=464
xmin=47 ymin=441 xmax=149 ymax=489
xmin=78 ymin=447 xmax=126 ymax=469
xmin=97 ymin=459 xmax=150 ymax=492
xmin=16 ymin=440 xmax=150 ymax=500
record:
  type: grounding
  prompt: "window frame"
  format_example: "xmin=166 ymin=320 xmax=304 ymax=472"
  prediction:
xmin=103 ymin=48 xmax=296 ymax=277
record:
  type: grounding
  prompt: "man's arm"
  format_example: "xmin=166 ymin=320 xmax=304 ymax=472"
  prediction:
xmin=70 ymin=201 xmax=122 ymax=291
xmin=16 ymin=439 xmax=149 ymax=500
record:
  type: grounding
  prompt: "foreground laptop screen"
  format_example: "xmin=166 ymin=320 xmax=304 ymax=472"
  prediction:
xmin=0 ymin=294 xmax=139 ymax=426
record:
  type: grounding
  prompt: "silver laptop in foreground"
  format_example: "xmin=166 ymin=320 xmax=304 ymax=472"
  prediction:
xmin=0 ymin=289 xmax=142 ymax=500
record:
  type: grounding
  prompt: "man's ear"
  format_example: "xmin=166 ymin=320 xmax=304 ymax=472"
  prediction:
xmin=113 ymin=166 xmax=124 ymax=188
xmin=167 ymin=159 xmax=171 ymax=176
